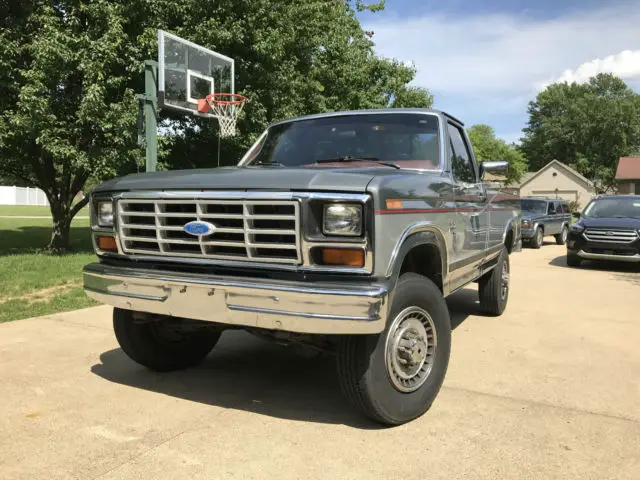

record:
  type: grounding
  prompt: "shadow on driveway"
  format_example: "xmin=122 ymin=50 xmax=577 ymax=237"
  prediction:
xmin=446 ymin=288 xmax=484 ymax=329
xmin=91 ymin=332 xmax=382 ymax=429
xmin=549 ymin=255 xmax=640 ymax=285
xmin=90 ymin=288 xmax=491 ymax=427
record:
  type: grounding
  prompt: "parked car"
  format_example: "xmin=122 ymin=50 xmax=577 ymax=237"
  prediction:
xmin=83 ymin=108 xmax=522 ymax=425
xmin=520 ymin=197 xmax=571 ymax=248
xmin=566 ymin=194 xmax=640 ymax=267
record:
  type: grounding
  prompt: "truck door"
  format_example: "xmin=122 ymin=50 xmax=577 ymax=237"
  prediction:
xmin=546 ymin=201 xmax=560 ymax=235
xmin=447 ymin=122 xmax=488 ymax=287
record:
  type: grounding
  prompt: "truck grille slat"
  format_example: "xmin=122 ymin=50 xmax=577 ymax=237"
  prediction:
xmin=118 ymin=197 xmax=301 ymax=264
xmin=583 ymin=229 xmax=639 ymax=244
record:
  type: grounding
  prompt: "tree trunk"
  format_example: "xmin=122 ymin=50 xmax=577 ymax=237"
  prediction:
xmin=49 ymin=214 xmax=72 ymax=252
xmin=47 ymin=195 xmax=89 ymax=252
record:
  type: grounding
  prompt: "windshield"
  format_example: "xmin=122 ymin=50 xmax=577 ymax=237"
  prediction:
xmin=520 ymin=199 xmax=547 ymax=214
xmin=242 ymin=113 xmax=440 ymax=169
xmin=583 ymin=197 xmax=640 ymax=219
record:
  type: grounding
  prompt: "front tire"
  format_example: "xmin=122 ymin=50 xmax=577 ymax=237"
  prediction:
xmin=113 ymin=308 xmax=221 ymax=372
xmin=530 ymin=227 xmax=543 ymax=249
xmin=337 ymin=273 xmax=451 ymax=426
xmin=478 ymin=247 xmax=510 ymax=316
xmin=555 ymin=226 xmax=568 ymax=245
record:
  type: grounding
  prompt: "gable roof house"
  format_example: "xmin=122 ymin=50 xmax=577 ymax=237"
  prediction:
xmin=493 ymin=160 xmax=596 ymax=208
xmin=615 ymin=156 xmax=640 ymax=195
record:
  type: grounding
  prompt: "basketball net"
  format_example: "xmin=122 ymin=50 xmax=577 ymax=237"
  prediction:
xmin=198 ymin=93 xmax=247 ymax=138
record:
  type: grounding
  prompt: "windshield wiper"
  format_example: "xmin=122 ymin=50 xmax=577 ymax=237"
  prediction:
xmin=314 ymin=156 xmax=400 ymax=170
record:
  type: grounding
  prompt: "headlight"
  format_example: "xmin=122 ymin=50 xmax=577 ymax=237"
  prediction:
xmin=521 ymin=219 xmax=531 ymax=228
xmin=96 ymin=201 xmax=114 ymax=227
xmin=569 ymin=223 xmax=584 ymax=233
xmin=323 ymin=203 xmax=362 ymax=236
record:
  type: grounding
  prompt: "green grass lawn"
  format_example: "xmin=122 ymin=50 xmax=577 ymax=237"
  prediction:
xmin=0 ymin=204 xmax=90 ymax=216
xmin=0 ymin=216 xmax=97 ymax=323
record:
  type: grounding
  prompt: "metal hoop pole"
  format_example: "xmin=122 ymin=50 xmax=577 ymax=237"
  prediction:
xmin=217 ymin=131 xmax=221 ymax=168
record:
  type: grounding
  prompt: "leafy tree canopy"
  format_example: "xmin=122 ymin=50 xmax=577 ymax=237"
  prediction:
xmin=467 ymin=124 xmax=527 ymax=182
xmin=520 ymin=73 xmax=640 ymax=192
xmin=0 ymin=0 xmax=432 ymax=250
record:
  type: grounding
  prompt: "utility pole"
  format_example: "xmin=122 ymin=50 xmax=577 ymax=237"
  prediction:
xmin=137 ymin=60 xmax=158 ymax=172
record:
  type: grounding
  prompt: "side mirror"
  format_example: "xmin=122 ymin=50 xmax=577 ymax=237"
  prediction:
xmin=572 ymin=211 xmax=581 ymax=219
xmin=480 ymin=161 xmax=509 ymax=180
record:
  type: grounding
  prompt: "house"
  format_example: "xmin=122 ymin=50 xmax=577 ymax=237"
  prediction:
xmin=497 ymin=160 xmax=596 ymax=208
xmin=615 ymin=156 xmax=640 ymax=194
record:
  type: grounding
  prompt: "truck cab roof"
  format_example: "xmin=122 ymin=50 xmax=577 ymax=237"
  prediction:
xmin=268 ymin=108 xmax=465 ymax=128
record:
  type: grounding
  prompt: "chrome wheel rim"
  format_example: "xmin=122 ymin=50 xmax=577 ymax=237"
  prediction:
xmin=501 ymin=258 xmax=510 ymax=301
xmin=385 ymin=306 xmax=437 ymax=393
xmin=537 ymin=229 xmax=543 ymax=244
xmin=561 ymin=228 xmax=568 ymax=243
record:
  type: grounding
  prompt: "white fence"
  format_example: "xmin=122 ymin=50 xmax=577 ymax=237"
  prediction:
xmin=0 ymin=186 xmax=49 ymax=206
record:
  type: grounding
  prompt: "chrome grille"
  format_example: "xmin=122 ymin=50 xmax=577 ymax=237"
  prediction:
xmin=583 ymin=228 xmax=639 ymax=244
xmin=117 ymin=198 xmax=301 ymax=264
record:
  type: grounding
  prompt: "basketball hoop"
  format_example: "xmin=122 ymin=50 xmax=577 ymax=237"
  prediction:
xmin=197 ymin=93 xmax=247 ymax=137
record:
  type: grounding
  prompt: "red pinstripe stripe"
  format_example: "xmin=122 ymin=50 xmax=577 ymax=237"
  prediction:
xmin=374 ymin=207 xmax=512 ymax=215
xmin=375 ymin=208 xmax=457 ymax=214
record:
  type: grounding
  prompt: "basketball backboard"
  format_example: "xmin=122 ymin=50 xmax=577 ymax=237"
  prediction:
xmin=157 ymin=30 xmax=234 ymax=118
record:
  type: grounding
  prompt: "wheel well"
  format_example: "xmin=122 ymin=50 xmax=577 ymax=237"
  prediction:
xmin=504 ymin=229 xmax=514 ymax=254
xmin=399 ymin=244 xmax=443 ymax=292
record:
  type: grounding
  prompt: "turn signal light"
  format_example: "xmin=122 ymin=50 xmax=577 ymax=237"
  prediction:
xmin=321 ymin=248 xmax=365 ymax=267
xmin=97 ymin=236 xmax=118 ymax=252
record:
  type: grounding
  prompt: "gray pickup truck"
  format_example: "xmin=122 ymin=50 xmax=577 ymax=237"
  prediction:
xmin=84 ymin=108 xmax=521 ymax=425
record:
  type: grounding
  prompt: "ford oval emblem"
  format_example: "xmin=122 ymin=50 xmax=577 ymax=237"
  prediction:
xmin=183 ymin=221 xmax=216 ymax=236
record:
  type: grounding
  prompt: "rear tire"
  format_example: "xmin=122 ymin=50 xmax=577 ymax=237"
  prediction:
xmin=478 ymin=247 xmax=510 ymax=316
xmin=566 ymin=253 xmax=582 ymax=267
xmin=555 ymin=226 xmax=568 ymax=245
xmin=113 ymin=308 xmax=221 ymax=372
xmin=337 ymin=273 xmax=451 ymax=426
xmin=530 ymin=227 xmax=543 ymax=249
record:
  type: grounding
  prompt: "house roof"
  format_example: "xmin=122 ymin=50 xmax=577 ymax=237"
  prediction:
xmin=504 ymin=172 xmax=535 ymax=188
xmin=506 ymin=160 xmax=594 ymax=190
xmin=615 ymin=156 xmax=640 ymax=180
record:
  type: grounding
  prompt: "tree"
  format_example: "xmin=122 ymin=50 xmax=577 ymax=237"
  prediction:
xmin=467 ymin=124 xmax=526 ymax=183
xmin=520 ymin=74 xmax=640 ymax=192
xmin=0 ymin=1 xmax=142 ymax=250
xmin=0 ymin=0 xmax=432 ymax=249
xmin=157 ymin=0 xmax=433 ymax=171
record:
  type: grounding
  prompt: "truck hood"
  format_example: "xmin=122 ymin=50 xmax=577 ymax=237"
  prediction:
xmin=93 ymin=166 xmax=380 ymax=194
xmin=578 ymin=216 xmax=640 ymax=229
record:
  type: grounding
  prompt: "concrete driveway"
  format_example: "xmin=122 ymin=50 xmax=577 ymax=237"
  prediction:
xmin=1 ymin=244 xmax=639 ymax=479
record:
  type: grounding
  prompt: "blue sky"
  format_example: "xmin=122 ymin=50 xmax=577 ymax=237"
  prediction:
xmin=358 ymin=0 xmax=640 ymax=144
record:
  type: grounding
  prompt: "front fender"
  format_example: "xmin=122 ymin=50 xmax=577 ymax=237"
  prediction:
xmin=384 ymin=223 xmax=450 ymax=295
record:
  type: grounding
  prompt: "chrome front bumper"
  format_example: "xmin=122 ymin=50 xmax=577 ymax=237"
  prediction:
xmin=83 ymin=263 xmax=388 ymax=334
xmin=576 ymin=250 xmax=640 ymax=263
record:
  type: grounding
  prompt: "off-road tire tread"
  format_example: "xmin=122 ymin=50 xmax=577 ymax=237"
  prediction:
xmin=337 ymin=334 xmax=386 ymax=423
xmin=113 ymin=308 xmax=221 ymax=372
xmin=530 ymin=227 xmax=543 ymax=249
xmin=555 ymin=226 xmax=568 ymax=245
xmin=478 ymin=247 xmax=509 ymax=316
xmin=337 ymin=273 xmax=450 ymax=426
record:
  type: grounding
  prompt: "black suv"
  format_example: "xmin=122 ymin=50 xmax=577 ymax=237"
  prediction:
xmin=566 ymin=195 xmax=640 ymax=267
xmin=520 ymin=197 xmax=572 ymax=249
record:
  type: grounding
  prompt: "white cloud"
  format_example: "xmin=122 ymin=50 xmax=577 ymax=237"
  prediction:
xmin=364 ymin=5 xmax=640 ymax=127
xmin=538 ymin=49 xmax=640 ymax=90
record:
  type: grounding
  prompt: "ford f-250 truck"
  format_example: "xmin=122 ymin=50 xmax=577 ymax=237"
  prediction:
xmin=84 ymin=108 xmax=521 ymax=425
